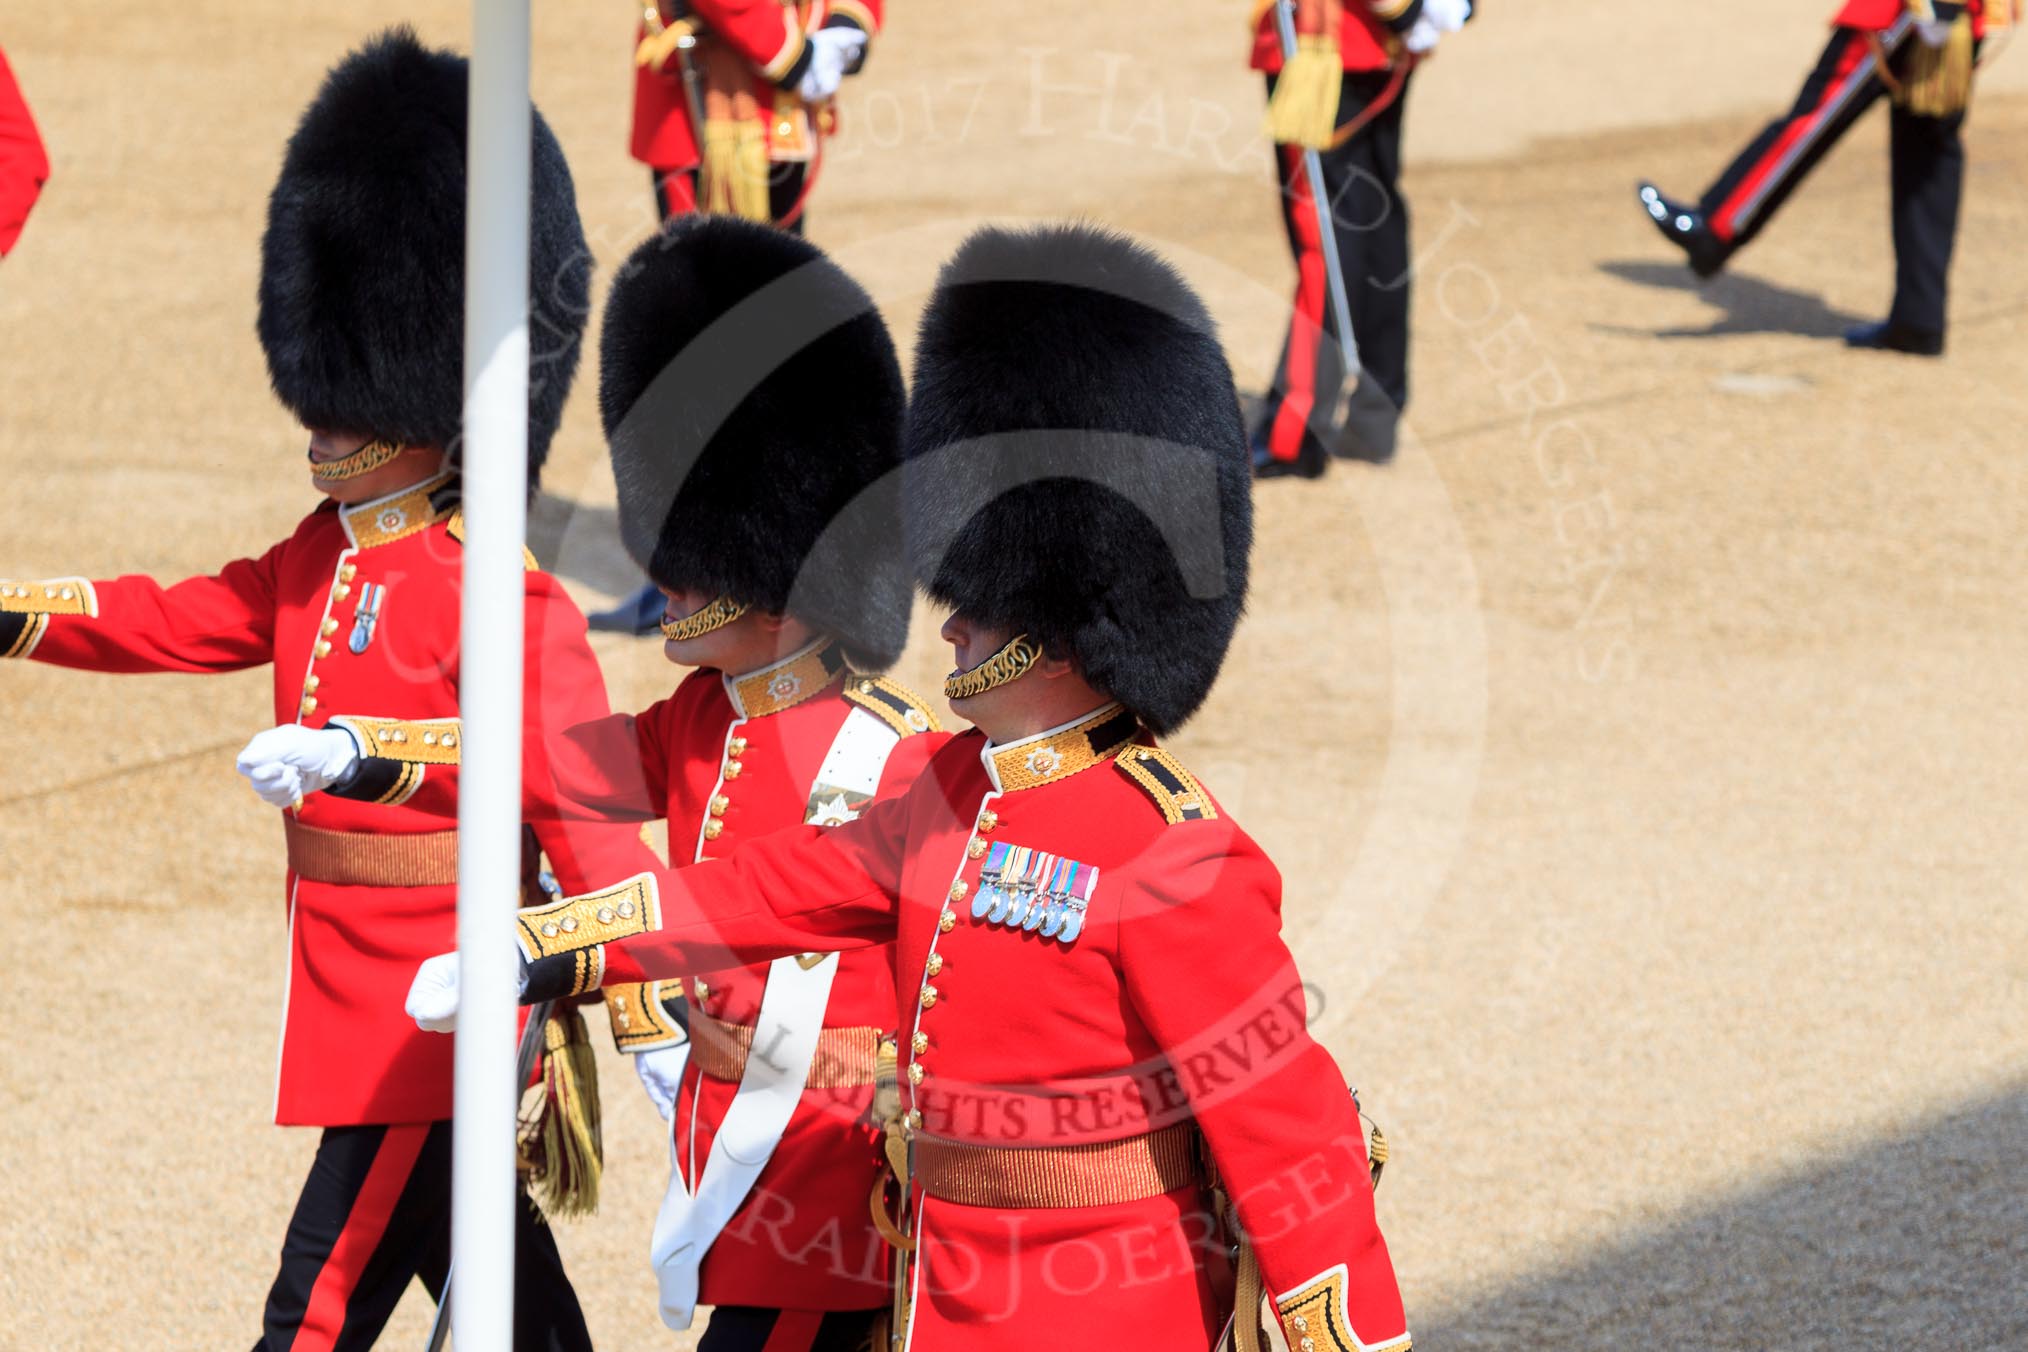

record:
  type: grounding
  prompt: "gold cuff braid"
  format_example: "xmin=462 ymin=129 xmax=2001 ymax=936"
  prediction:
xmin=605 ymin=980 xmax=687 ymax=1052
xmin=1274 ymin=1266 xmax=1411 ymax=1352
xmin=516 ymin=874 xmax=662 ymax=967
xmin=333 ymin=716 xmax=463 ymax=764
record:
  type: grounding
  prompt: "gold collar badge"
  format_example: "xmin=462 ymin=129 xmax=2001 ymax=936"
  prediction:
xmin=985 ymin=703 xmax=1139 ymax=793
xmin=728 ymin=638 xmax=847 ymax=718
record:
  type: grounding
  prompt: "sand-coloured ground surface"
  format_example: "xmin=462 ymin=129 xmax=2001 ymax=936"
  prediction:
xmin=3 ymin=2 xmax=2024 ymax=1346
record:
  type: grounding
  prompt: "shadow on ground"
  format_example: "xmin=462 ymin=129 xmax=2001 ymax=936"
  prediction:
xmin=1596 ymin=259 xmax=1870 ymax=339
xmin=1415 ymin=1083 xmax=2028 ymax=1350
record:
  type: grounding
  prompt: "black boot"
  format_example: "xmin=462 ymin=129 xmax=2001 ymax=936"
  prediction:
xmin=1843 ymin=319 xmax=1944 ymax=356
xmin=587 ymin=582 xmax=668 ymax=635
xmin=1252 ymin=435 xmax=1327 ymax=481
xmin=1638 ymin=182 xmax=1727 ymax=279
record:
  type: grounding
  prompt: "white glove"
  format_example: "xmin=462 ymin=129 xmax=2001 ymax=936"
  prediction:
xmin=1402 ymin=15 xmax=1444 ymax=55
xmin=796 ymin=27 xmax=864 ymax=102
xmin=407 ymin=952 xmax=462 ymax=1033
xmin=236 ymin=724 xmax=361 ymax=807
xmin=1423 ymin=0 xmax=1473 ymax=34
xmin=633 ymin=1043 xmax=691 ymax=1121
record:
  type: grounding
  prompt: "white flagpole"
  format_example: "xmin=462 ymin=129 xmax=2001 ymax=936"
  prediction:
xmin=454 ymin=2 xmax=531 ymax=1348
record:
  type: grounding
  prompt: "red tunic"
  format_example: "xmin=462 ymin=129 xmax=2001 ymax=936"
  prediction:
xmin=1250 ymin=0 xmax=1423 ymax=75
xmin=0 ymin=46 xmax=50 ymax=256
xmin=632 ymin=0 xmax=885 ymax=172
xmin=541 ymin=652 xmax=944 ymax=1311
xmin=1833 ymin=0 xmax=1990 ymax=34
xmin=2 ymin=474 xmax=653 ymax=1125
xmin=577 ymin=707 xmax=1410 ymax=1351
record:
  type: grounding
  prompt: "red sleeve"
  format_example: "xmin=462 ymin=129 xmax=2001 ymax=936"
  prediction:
xmin=0 ymin=48 xmax=49 ymax=257
xmin=521 ymin=576 xmax=667 ymax=824
xmin=593 ymin=784 xmax=914 ymax=985
xmin=522 ymin=576 xmax=669 ymax=894
xmin=9 ymin=545 xmax=283 ymax=674
xmin=1118 ymin=825 xmax=1409 ymax=1350
xmin=325 ymin=572 xmax=670 ymax=830
xmin=690 ymin=0 xmax=813 ymax=85
xmin=872 ymin=727 xmax=948 ymax=802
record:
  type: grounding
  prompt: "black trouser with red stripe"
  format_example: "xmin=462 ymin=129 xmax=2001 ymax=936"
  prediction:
xmin=254 ymin=1121 xmax=591 ymax=1352
xmin=1255 ymin=68 xmax=1413 ymax=465
xmin=1699 ymin=20 xmax=1970 ymax=335
xmin=696 ymin=1305 xmax=879 ymax=1352
xmin=651 ymin=165 xmax=808 ymax=232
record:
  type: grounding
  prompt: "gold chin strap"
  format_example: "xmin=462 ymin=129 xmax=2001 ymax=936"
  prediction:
xmin=943 ymin=633 xmax=1041 ymax=700
xmin=310 ymin=438 xmax=404 ymax=482
xmin=659 ymin=594 xmax=750 ymax=642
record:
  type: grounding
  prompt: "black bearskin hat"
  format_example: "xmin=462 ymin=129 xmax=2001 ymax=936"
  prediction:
xmin=903 ymin=224 xmax=1252 ymax=733
xmin=599 ymin=215 xmax=910 ymax=670
xmin=257 ymin=27 xmax=590 ymax=487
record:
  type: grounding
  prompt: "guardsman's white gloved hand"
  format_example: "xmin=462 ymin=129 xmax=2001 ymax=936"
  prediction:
xmin=236 ymin=724 xmax=361 ymax=807
xmin=797 ymin=27 xmax=865 ymax=102
xmin=1406 ymin=0 xmax=1471 ymax=53
xmin=407 ymin=953 xmax=462 ymax=1033
xmin=633 ymin=1043 xmax=691 ymax=1121
xmin=1424 ymin=0 xmax=1473 ymax=31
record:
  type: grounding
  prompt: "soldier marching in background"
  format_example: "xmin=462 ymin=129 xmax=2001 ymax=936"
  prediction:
xmin=596 ymin=1 xmax=886 ymax=635
xmin=1250 ymin=0 xmax=1471 ymax=478
xmin=1639 ymin=1 xmax=2010 ymax=355
xmin=0 ymin=30 xmax=653 ymax=1349
xmin=631 ymin=0 xmax=882 ymax=233
xmin=404 ymin=223 xmax=1414 ymax=1352
xmin=244 ymin=215 xmax=946 ymax=1352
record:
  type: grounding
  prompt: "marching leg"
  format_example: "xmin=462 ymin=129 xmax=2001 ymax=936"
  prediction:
xmin=768 ymin=160 xmax=810 ymax=236
xmin=652 ymin=167 xmax=699 ymax=224
xmin=254 ymin=1124 xmax=436 ymax=1352
xmin=510 ymin=1190 xmax=596 ymax=1352
xmin=1640 ymin=23 xmax=1899 ymax=276
xmin=1328 ymin=66 xmax=1413 ymax=416
xmin=1866 ymin=96 xmax=1966 ymax=349
xmin=1254 ymin=133 xmax=1334 ymax=479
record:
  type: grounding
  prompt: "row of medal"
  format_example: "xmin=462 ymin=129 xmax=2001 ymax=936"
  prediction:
xmin=972 ymin=841 xmax=1100 ymax=945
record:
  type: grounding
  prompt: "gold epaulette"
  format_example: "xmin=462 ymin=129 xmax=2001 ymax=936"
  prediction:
xmin=332 ymin=715 xmax=463 ymax=764
xmin=1115 ymin=746 xmax=1218 ymax=825
xmin=445 ymin=511 xmax=540 ymax=570
xmin=1274 ymin=1266 xmax=1411 ymax=1352
xmin=605 ymin=979 xmax=687 ymax=1052
xmin=515 ymin=874 xmax=663 ymax=995
xmin=844 ymin=675 xmax=942 ymax=738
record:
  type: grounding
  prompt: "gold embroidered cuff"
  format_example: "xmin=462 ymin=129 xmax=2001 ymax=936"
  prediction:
xmin=0 ymin=577 xmax=99 ymax=617
xmin=515 ymin=874 xmax=662 ymax=965
xmin=1275 ymin=1266 xmax=1411 ymax=1352
xmin=762 ymin=26 xmax=808 ymax=83
xmin=333 ymin=716 xmax=463 ymax=764
xmin=1 ymin=613 xmax=45 ymax=658
xmin=605 ymin=979 xmax=688 ymax=1052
